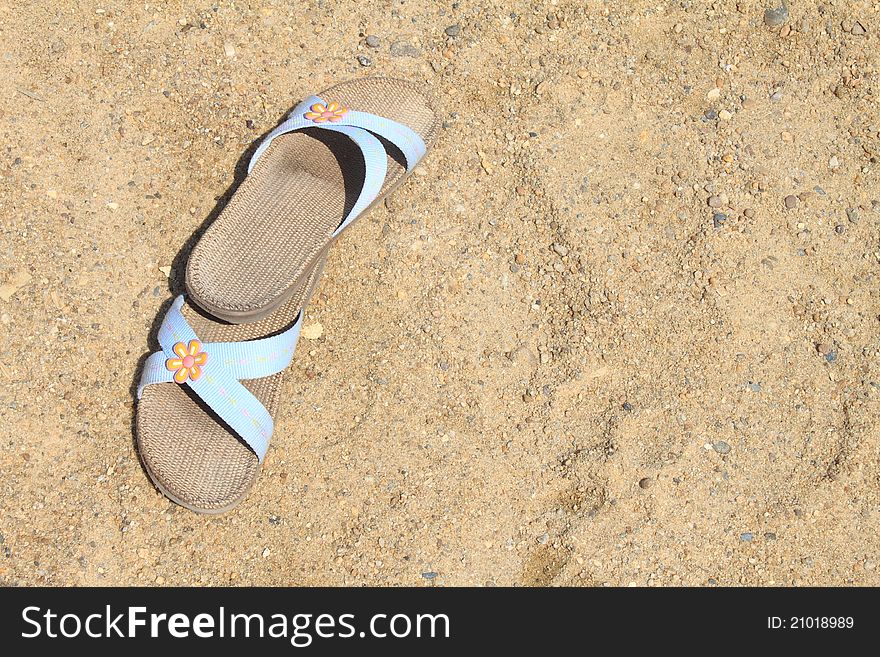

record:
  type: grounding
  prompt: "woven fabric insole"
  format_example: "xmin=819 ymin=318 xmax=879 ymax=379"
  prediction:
xmin=186 ymin=77 xmax=439 ymax=323
xmin=136 ymin=255 xmax=325 ymax=513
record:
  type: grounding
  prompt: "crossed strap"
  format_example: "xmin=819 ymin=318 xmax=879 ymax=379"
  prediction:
xmin=247 ymin=94 xmax=427 ymax=236
xmin=137 ymin=296 xmax=302 ymax=462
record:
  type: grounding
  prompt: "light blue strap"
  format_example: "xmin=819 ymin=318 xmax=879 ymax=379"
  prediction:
xmin=246 ymin=93 xmax=424 ymax=236
xmin=337 ymin=110 xmax=426 ymax=172
xmin=186 ymin=357 xmax=276 ymax=462
xmin=202 ymin=318 xmax=301 ymax=381
xmin=137 ymin=296 xmax=303 ymax=462
xmin=138 ymin=351 xmax=176 ymax=389
xmin=320 ymin=124 xmax=387 ymax=236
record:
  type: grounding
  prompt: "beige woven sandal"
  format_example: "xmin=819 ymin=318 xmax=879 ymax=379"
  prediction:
xmin=136 ymin=256 xmax=325 ymax=514
xmin=185 ymin=77 xmax=439 ymax=323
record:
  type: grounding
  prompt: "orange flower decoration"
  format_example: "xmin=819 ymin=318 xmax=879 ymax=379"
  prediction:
xmin=165 ymin=340 xmax=208 ymax=383
xmin=304 ymin=101 xmax=348 ymax=123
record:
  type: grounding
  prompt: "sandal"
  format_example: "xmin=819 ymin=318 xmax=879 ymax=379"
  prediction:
xmin=135 ymin=257 xmax=325 ymax=513
xmin=185 ymin=76 xmax=439 ymax=323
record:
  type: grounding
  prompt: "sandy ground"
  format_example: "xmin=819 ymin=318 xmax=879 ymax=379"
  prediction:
xmin=1 ymin=0 xmax=879 ymax=586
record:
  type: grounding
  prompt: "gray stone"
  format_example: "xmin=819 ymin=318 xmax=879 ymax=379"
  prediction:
xmin=764 ymin=4 xmax=789 ymax=28
xmin=389 ymin=41 xmax=421 ymax=58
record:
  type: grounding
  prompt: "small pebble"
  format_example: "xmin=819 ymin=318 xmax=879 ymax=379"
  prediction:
xmin=444 ymin=24 xmax=461 ymax=38
xmin=764 ymin=5 xmax=789 ymax=27
xmin=357 ymin=55 xmax=372 ymax=67
xmin=365 ymin=35 xmax=380 ymax=48
xmin=713 ymin=212 xmax=728 ymax=228
xmin=223 ymin=42 xmax=236 ymax=58
xmin=784 ymin=195 xmax=798 ymax=209
xmin=0 ymin=271 xmax=32 ymax=303
xmin=851 ymin=21 xmax=866 ymax=36
xmin=747 ymin=382 xmax=761 ymax=393
xmin=846 ymin=208 xmax=859 ymax=224
xmin=740 ymin=532 xmax=754 ymax=542
xmin=713 ymin=441 xmax=731 ymax=455
xmin=552 ymin=243 xmax=569 ymax=257
xmin=638 ymin=477 xmax=652 ymax=489
xmin=764 ymin=532 xmax=777 ymax=541
xmin=536 ymin=533 xmax=550 ymax=545
xmin=261 ymin=548 xmax=271 ymax=558
xmin=708 ymin=195 xmax=723 ymax=208
xmin=422 ymin=571 xmax=438 ymax=580
xmin=389 ymin=41 xmax=420 ymax=58
xmin=623 ymin=402 xmax=633 ymax=412
xmin=301 ymin=323 xmax=324 ymax=340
